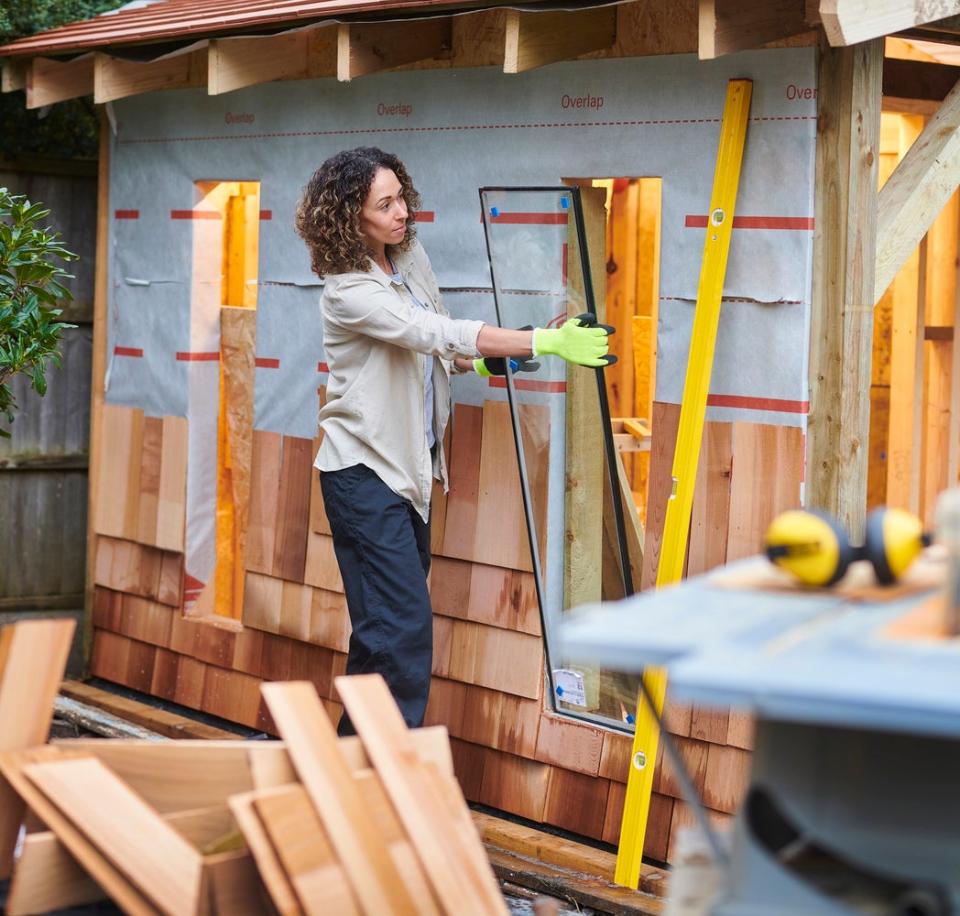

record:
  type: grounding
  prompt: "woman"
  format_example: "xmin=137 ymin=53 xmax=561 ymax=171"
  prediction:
xmin=295 ymin=147 xmax=612 ymax=734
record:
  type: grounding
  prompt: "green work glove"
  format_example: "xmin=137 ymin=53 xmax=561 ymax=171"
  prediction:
xmin=473 ymin=355 xmax=541 ymax=377
xmin=532 ymin=315 xmax=616 ymax=367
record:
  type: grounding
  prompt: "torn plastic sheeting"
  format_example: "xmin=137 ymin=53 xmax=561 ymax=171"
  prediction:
xmin=123 ymin=277 xmax=181 ymax=285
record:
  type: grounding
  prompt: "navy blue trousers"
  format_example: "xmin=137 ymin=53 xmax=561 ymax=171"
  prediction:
xmin=320 ymin=464 xmax=433 ymax=735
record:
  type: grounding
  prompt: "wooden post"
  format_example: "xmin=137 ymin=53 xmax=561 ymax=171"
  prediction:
xmin=806 ymin=39 xmax=883 ymax=540
xmin=564 ymin=186 xmax=607 ymax=709
xmin=83 ymin=111 xmax=111 ymax=670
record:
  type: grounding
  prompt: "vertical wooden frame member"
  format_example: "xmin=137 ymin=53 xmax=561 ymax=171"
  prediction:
xmin=806 ymin=38 xmax=883 ymax=540
xmin=84 ymin=111 xmax=111 ymax=670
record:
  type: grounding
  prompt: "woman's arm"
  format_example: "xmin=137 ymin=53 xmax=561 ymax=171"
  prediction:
xmin=476 ymin=325 xmax=534 ymax=358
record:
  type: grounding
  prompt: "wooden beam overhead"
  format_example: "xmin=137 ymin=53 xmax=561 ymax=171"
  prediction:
xmin=503 ymin=7 xmax=616 ymax=73
xmin=806 ymin=39 xmax=883 ymax=540
xmin=820 ymin=0 xmax=960 ymax=47
xmin=94 ymin=47 xmax=207 ymax=103
xmin=698 ymin=0 xmax=812 ymax=60
xmin=337 ymin=18 xmax=452 ymax=82
xmin=883 ymin=55 xmax=960 ymax=102
xmin=26 ymin=55 xmax=94 ymax=109
xmin=208 ymin=26 xmax=336 ymax=95
xmin=1 ymin=58 xmax=27 ymax=92
xmin=875 ymin=76 xmax=960 ymax=302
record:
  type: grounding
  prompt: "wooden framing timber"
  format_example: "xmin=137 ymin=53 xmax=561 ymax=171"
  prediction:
xmin=806 ymin=39 xmax=883 ymax=540
xmin=820 ymin=0 xmax=960 ymax=47
xmin=1 ymin=58 xmax=27 ymax=92
xmin=875 ymin=76 xmax=960 ymax=303
xmin=26 ymin=54 xmax=94 ymax=108
xmin=503 ymin=7 xmax=616 ymax=73
xmin=94 ymin=48 xmax=208 ymax=103
xmin=84 ymin=112 xmax=110 ymax=673
xmin=698 ymin=0 xmax=812 ymax=60
xmin=883 ymin=57 xmax=960 ymax=108
xmin=337 ymin=18 xmax=452 ymax=82
xmin=208 ymin=26 xmax=336 ymax=95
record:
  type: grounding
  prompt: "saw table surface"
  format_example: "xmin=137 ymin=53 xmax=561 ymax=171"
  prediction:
xmin=560 ymin=557 xmax=960 ymax=739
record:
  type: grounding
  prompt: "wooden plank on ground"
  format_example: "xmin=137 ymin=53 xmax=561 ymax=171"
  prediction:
xmin=0 ymin=618 xmax=76 ymax=878
xmin=260 ymin=681 xmax=420 ymax=915
xmin=60 ymin=680 xmax=240 ymax=741
xmin=22 ymin=756 xmax=205 ymax=916
xmin=335 ymin=674 xmax=509 ymax=916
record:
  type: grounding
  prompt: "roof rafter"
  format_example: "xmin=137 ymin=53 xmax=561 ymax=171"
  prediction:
xmin=820 ymin=0 xmax=960 ymax=47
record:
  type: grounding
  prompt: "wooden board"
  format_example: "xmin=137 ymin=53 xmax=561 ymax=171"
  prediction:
xmin=447 ymin=620 xmax=543 ymax=699
xmin=640 ymin=401 xmax=681 ymax=589
xmin=253 ymin=784 xmax=361 ymax=916
xmin=335 ymin=674 xmax=508 ymax=916
xmin=260 ymin=680 xmax=419 ymax=915
xmin=0 ymin=618 xmax=76 ymax=878
xmin=273 ymin=436 xmax=313 ymax=582
xmin=246 ymin=430 xmax=283 ymax=574
xmin=7 ymin=805 xmax=237 ymax=916
xmin=23 ymin=756 xmax=205 ymax=916
xmin=440 ymin=403 xmax=483 ymax=560
xmin=228 ymin=789 xmax=302 ymax=916
xmin=477 ymin=746 xmax=551 ymax=823
xmin=60 ymin=679 xmax=238 ymax=740
xmin=0 ymin=747 xmax=158 ymax=915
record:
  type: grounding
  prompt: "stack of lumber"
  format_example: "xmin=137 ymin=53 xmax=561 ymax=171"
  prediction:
xmin=0 ymin=612 xmax=509 ymax=916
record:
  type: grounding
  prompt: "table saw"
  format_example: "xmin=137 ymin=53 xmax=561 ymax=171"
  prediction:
xmin=560 ymin=557 xmax=960 ymax=915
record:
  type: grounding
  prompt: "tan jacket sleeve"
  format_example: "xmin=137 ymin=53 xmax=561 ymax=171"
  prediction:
xmin=325 ymin=276 xmax=484 ymax=360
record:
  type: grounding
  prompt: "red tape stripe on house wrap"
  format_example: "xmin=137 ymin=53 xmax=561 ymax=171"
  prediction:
xmin=684 ymin=215 xmax=815 ymax=230
xmin=113 ymin=346 xmax=143 ymax=357
xmin=255 ymin=357 xmax=280 ymax=368
xmin=171 ymin=210 xmax=222 ymax=220
xmin=114 ymin=210 xmax=140 ymax=220
xmin=706 ymin=393 xmax=808 ymax=413
xmin=176 ymin=351 xmax=220 ymax=361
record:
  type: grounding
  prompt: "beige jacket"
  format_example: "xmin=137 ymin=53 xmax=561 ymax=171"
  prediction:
xmin=315 ymin=239 xmax=485 ymax=521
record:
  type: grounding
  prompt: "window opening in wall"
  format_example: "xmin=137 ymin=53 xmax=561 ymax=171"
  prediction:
xmin=191 ymin=180 xmax=261 ymax=620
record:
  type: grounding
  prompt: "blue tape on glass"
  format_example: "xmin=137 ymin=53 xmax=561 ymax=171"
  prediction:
xmin=490 ymin=207 xmax=500 ymax=218
xmin=556 ymin=685 xmax=564 ymax=696
xmin=560 ymin=197 xmax=569 ymax=209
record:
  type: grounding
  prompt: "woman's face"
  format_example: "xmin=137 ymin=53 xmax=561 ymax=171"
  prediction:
xmin=359 ymin=167 xmax=408 ymax=250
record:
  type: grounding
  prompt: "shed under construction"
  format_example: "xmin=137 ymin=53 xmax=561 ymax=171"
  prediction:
xmin=3 ymin=0 xmax=960 ymax=880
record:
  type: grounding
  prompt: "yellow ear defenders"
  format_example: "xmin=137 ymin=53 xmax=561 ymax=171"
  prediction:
xmin=765 ymin=507 xmax=930 ymax=587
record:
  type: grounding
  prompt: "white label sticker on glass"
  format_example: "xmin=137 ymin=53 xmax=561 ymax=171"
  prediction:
xmin=553 ymin=668 xmax=587 ymax=707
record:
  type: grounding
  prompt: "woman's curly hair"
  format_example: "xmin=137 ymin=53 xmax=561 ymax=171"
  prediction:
xmin=295 ymin=147 xmax=421 ymax=278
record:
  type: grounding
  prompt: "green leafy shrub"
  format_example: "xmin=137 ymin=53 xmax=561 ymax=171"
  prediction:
xmin=0 ymin=187 xmax=77 ymax=435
